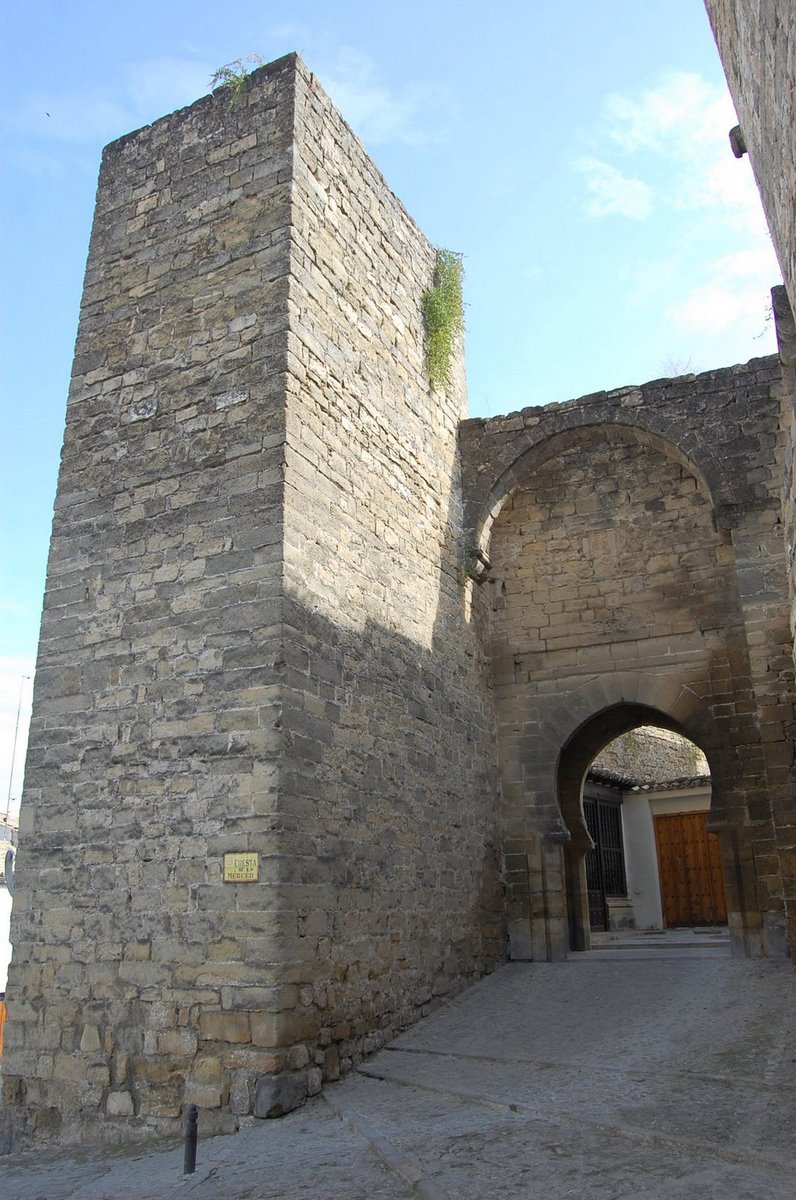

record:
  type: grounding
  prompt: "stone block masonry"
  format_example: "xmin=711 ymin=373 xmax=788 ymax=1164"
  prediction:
xmin=704 ymin=2 xmax=796 ymax=321
xmin=705 ymin=2 xmax=796 ymax=774
xmin=2 ymin=54 xmax=504 ymax=1147
xmin=276 ymin=63 xmax=504 ymax=1080
xmin=703 ymin=16 xmax=796 ymax=954
xmin=461 ymin=357 xmax=796 ymax=961
xmin=2 ymin=55 xmax=299 ymax=1147
xmin=4 ymin=46 xmax=796 ymax=1152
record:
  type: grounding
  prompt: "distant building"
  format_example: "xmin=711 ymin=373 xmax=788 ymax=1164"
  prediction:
xmin=1 ymin=816 xmax=18 ymax=994
xmin=586 ymin=728 xmax=717 ymax=934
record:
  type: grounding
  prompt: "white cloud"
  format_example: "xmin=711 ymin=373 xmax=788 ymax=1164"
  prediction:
xmin=684 ymin=151 xmax=770 ymax=239
xmin=711 ymin=247 xmax=778 ymax=281
xmin=318 ymin=48 xmax=442 ymax=145
xmin=576 ymin=71 xmax=759 ymax=226
xmin=669 ymin=280 xmax=759 ymax=336
xmin=6 ymin=47 xmax=439 ymax=156
xmin=667 ymin=243 xmax=779 ymax=338
xmin=575 ymin=156 xmax=653 ymax=220
xmin=575 ymin=68 xmax=782 ymax=355
xmin=603 ymin=71 xmax=732 ymax=155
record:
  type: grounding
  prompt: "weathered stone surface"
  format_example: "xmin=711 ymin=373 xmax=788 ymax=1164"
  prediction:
xmin=592 ymin=727 xmax=708 ymax=782
xmin=253 ymin=1071 xmax=307 ymax=1118
xmin=705 ymin=2 xmax=796 ymax=319
xmin=461 ymin=359 xmax=795 ymax=960
xmin=2 ymin=54 xmax=503 ymax=1148
xmin=3 ymin=44 xmax=795 ymax=1153
xmin=704 ymin=15 xmax=796 ymax=956
xmin=105 ymin=1092 xmax=134 ymax=1118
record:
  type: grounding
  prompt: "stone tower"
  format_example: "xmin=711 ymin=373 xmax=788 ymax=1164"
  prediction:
xmin=2 ymin=54 xmax=504 ymax=1145
xmin=5 ymin=44 xmax=796 ymax=1152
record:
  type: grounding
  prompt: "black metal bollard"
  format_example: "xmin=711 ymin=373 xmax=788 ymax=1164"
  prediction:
xmin=183 ymin=1103 xmax=198 ymax=1175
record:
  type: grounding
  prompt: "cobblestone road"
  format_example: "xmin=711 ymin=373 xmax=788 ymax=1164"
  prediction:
xmin=2 ymin=942 xmax=794 ymax=1198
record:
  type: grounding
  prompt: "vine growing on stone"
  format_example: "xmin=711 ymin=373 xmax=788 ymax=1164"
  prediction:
xmin=422 ymin=249 xmax=464 ymax=390
xmin=210 ymin=55 xmax=264 ymax=105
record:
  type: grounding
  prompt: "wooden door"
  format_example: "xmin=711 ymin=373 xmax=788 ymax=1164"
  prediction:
xmin=654 ymin=811 xmax=727 ymax=927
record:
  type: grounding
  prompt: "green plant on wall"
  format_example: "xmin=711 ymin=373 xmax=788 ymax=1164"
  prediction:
xmin=210 ymin=55 xmax=264 ymax=105
xmin=422 ymin=249 xmax=464 ymax=390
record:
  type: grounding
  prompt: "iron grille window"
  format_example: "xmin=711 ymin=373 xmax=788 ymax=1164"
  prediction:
xmin=595 ymin=800 xmax=627 ymax=896
xmin=584 ymin=793 xmax=628 ymax=930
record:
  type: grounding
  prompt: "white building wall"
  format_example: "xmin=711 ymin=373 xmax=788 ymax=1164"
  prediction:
xmin=0 ymin=884 xmax=12 ymax=992
xmin=621 ymin=786 xmax=711 ymax=930
xmin=0 ymin=827 xmax=15 ymax=992
xmin=622 ymin=797 xmax=663 ymax=929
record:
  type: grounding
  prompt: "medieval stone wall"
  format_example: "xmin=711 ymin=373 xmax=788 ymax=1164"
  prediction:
xmin=487 ymin=433 xmax=745 ymax=804
xmin=771 ymin=289 xmax=796 ymax=951
xmin=591 ymin=727 xmax=709 ymax=784
xmin=705 ymin=4 xmax=796 ymax=725
xmin=462 ymin=360 xmax=796 ymax=959
xmin=2 ymin=55 xmax=503 ymax=1148
xmin=704 ymin=9 xmax=796 ymax=950
xmin=264 ymin=60 xmax=503 ymax=1087
xmin=5 ymin=37 xmax=796 ymax=1152
xmin=2 ymin=55 xmax=300 ymax=1145
xmin=704 ymin=1 xmax=796 ymax=319
xmin=773 ymin=289 xmax=796 ymax=684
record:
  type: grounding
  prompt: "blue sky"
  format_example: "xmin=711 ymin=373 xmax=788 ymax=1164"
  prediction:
xmin=0 ymin=1 xmax=782 ymax=814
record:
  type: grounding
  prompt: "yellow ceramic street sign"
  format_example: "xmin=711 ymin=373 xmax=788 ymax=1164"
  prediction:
xmin=223 ymin=852 xmax=260 ymax=882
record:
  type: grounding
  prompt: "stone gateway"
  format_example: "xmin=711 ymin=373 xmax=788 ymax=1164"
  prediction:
xmin=2 ymin=41 xmax=795 ymax=1148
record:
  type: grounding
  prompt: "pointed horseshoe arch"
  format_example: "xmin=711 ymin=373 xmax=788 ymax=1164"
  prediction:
xmin=552 ymin=688 xmax=765 ymax=959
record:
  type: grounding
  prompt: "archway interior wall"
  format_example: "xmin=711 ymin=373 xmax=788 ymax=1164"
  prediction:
xmin=459 ymin=366 xmax=782 ymax=556
xmin=481 ymin=408 xmax=791 ymax=959
xmin=477 ymin=422 xmax=723 ymax=560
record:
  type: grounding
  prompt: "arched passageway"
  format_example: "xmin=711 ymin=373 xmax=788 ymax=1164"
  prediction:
xmin=559 ymin=709 xmax=732 ymax=953
xmin=580 ymin=724 xmax=720 ymax=935
xmin=467 ymin=380 xmax=794 ymax=961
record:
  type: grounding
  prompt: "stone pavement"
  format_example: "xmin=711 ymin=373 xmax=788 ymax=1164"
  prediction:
xmin=1 ymin=944 xmax=794 ymax=1198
